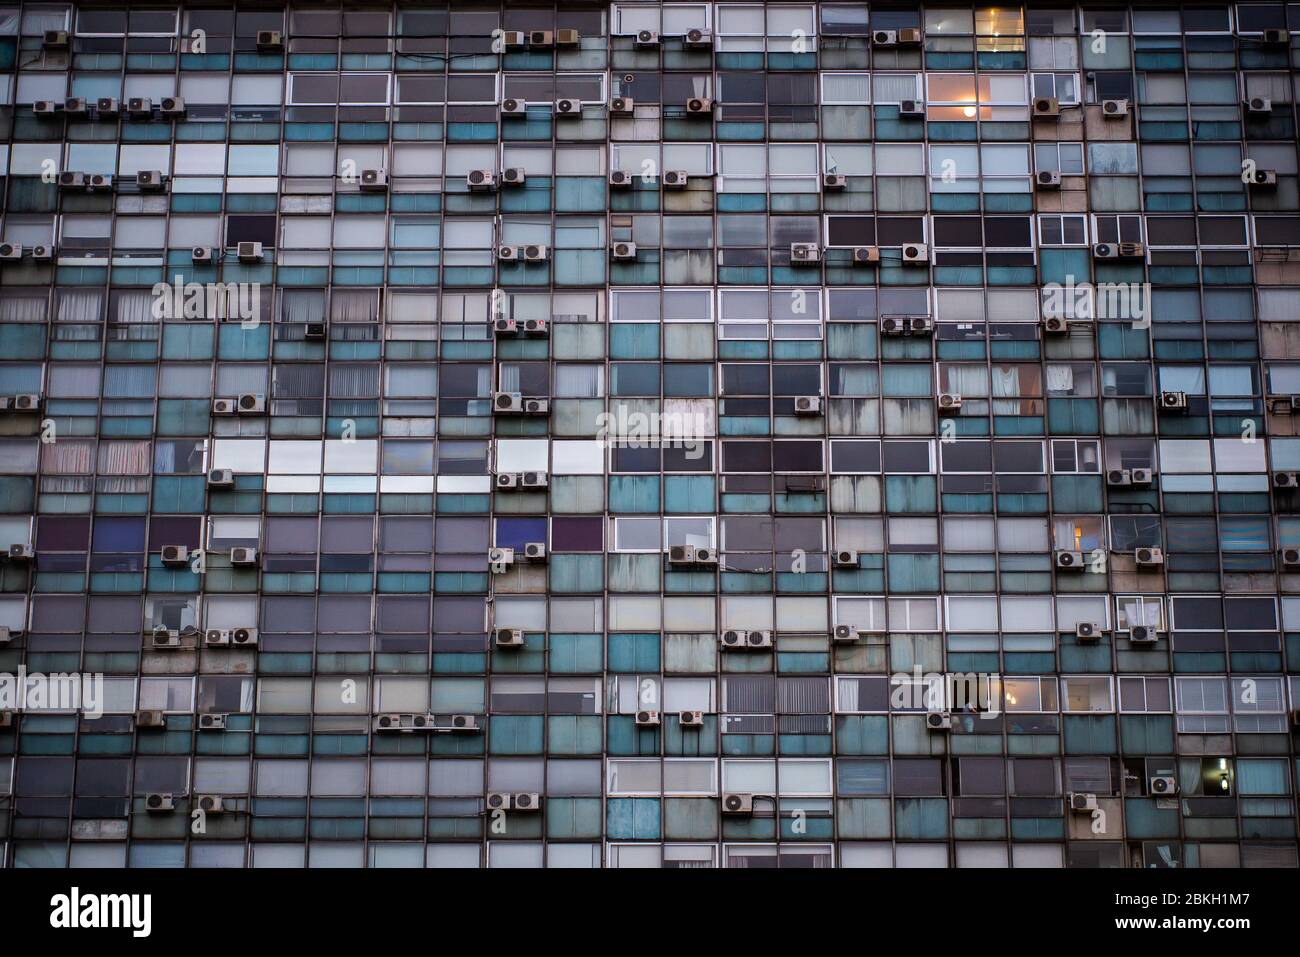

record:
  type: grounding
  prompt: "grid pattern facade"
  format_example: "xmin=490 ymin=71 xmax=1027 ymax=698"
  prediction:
xmin=1 ymin=2 xmax=1300 ymax=869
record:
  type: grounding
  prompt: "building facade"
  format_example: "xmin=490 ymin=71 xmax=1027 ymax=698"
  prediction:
xmin=1 ymin=2 xmax=1300 ymax=868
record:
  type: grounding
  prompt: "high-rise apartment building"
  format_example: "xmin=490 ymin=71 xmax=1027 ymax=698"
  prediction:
xmin=0 ymin=2 xmax=1298 ymax=869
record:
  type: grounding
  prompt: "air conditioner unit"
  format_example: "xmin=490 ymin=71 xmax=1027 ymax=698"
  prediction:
xmin=212 ymin=397 xmax=237 ymax=416
xmin=488 ymin=546 xmax=515 ymax=569
xmin=833 ymin=550 xmax=860 ymax=568
xmin=1069 ymin=792 xmax=1099 ymax=812
xmin=88 ymin=173 xmax=113 ymax=191
xmin=204 ymin=629 xmax=235 ymax=646
xmin=1275 ymin=471 xmax=1300 ymax=489
xmin=1252 ymin=169 xmax=1278 ymax=188
xmin=635 ymin=710 xmax=661 ymax=727
xmin=1033 ymin=97 xmax=1061 ymax=116
xmin=0 ymin=711 xmax=12 ymax=727
xmin=879 ymin=316 xmax=907 ymax=336
xmin=926 ymin=711 xmax=952 ymax=731
xmin=833 ymin=624 xmax=860 ymax=643
xmin=231 ymin=627 xmax=257 ymax=646
xmin=1149 ymin=776 xmax=1178 ymax=795
xmin=554 ymin=98 xmax=580 ymax=115
xmin=127 ymin=97 xmax=153 ymax=116
xmin=495 ymin=472 xmax=521 ymax=490
xmin=0 ymin=626 xmax=15 ymax=643
xmin=493 ymin=317 xmax=518 ymax=335
xmin=144 ymin=793 xmax=175 ymax=813
xmin=195 ymin=795 xmax=226 ymax=814
xmin=1159 ymin=391 xmax=1188 ymax=412
xmin=7 ymin=543 xmax=34 ymax=561
xmin=493 ymin=391 xmax=523 ymax=414
xmin=898 ymin=99 xmax=925 ymax=118
xmin=500 ymin=98 xmax=526 ymax=117
xmin=58 ymin=171 xmax=86 ymax=190
xmin=501 ymin=168 xmax=526 ymax=187
xmin=498 ymin=245 xmax=521 ymax=262
xmin=27 ymin=244 xmax=53 ymax=262
xmin=611 ymin=241 xmax=638 ymax=260
xmin=1101 ymin=99 xmax=1130 ymax=118
xmin=668 ymin=544 xmax=717 ymax=566
xmin=872 ymin=30 xmax=899 ymax=46
xmin=556 ymin=29 xmax=581 ymax=46
xmin=303 ymin=322 xmax=327 ymax=341
xmin=1056 ymin=550 xmax=1084 ymax=570
xmin=1107 ymin=468 xmax=1133 ymax=487
xmin=822 ymin=173 xmax=847 ymax=191
xmin=64 ymin=97 xmax=88 ymax=115
xmin=902 ymin=243 xmax=929 ymax=263
xmin=160 ymin=97 xmax=185 ymax=116
xmin=374 ymin=713 xmax=432 ymax=733
xmin=523 ymin=398 xmax=549 ymax=415
xmin=1131 ymin=468 xmax=1154 ymax=485
xmin=160 ymin=545 xmax=189 ymax=566
xmin=722 ymin=793 xmax=754 ymax=815
xmin=1134 ymin=547 xmax=1164 ymax=567
xmin=897 ymin=28 xmax=923 ymax=44
xmin=500 ymin=31 xmax=527 ymax=49
xmin=1282 ymin=547 xmax=1300 ymax=567
xmin=449 ymin=714 xmax=481 ymax=732
xmin=151 ymin=627 xmax=181 ymax=649
xmin=11 ymin=393 xmax=42 ymax=412
xmin=97 ymin=97 xmax=120 ymax=115
xmin=1246 ymin=97 xmax=1273 ymax=115
xmin=523 ymin=542 xmax=547 ymax=561
xmin=514 ymin=792 xmax=543 ymax=811
xmin=359 ymin=169 xmax=388 ymax=191
xmin=609 ymin=97 xmax=634 ymax=116
xmin=207 ymin=469 xmax=234 ymax=488
xmin=256 ymin=30 xmax=284 ymax=51
xmin=523 ymin=245 xmax=550 ymax=262
xmin=791 ymin=243 xmax=822 ymax=263
xmin=1042 ymin=316 xmax=1069 ymax=335
xmin=135 ymin=709 xmax=166 ymax=728
xmin=529 ymin=30 xmax=554 ymax=48
xmin=1119 ymin=242 xmax=1145 ymax=258
xmin=0 ymin=243 xmax=21 ymax=261
xmin=635 ymin=30 xmax=660 ymax=47
xmin=236 ymin=241 xmax=263 ymax=263
xmin=1262 ymin=28 xmax=1291 ymax=44
xmin=33 ymin=100 xmax=58 ymax=115
xmin=1129 ymin=625 xmax=1157 ymax=643
xmin=663 ymin=170 xmax=689 ymax=189
xmin=679 ymin=711 xmax=705 ymax=728
xmin=739 ymin=630 xmax=773 ymax=649
xmin=1036 ymin=170 xmax=1062 ymax=189
xmin=191 ymin=246 xmax=214 ymax=264
xmin=467 ymin=169 xmax=496 ymax=192
xmin=686 ymin=96 xmax=713 ymax=114
xmin=852 ymin=246 xmax=881 ymax=264
xmin=937 ymin=392 xmax=962 ymax=413
xmin=237 ymin=393 xmax=266 ymax=414
xmin=521 ymin=470 xmax=549 ymax=488
xmin=198 ymin=713 xmax=228 ymax=731
xmin=794 ymin=395 xmax=822 ymax=415
xmin=684 ymin=29 xmax=713 ymax=48
xmin=43 ymin=29 xmax=70 ymax=49
xmin=130 ymin=170 xmax=166 ymax=193
xmin=493 ymin=627 xmax=525 ymax=649
xmin=1075 ymin=622 xmax=1101 ymax=641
